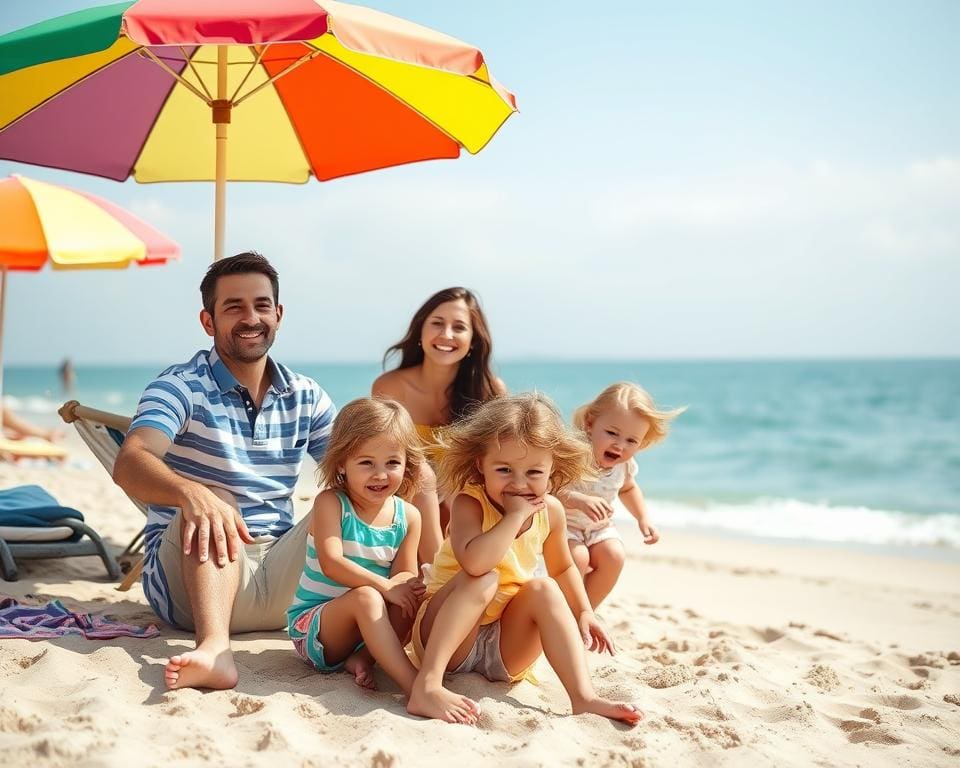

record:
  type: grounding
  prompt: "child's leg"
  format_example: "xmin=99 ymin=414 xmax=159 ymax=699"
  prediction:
xmin=318 ymin=586 xmax=418 ymax=695
xmin=498 ymin=577 xmax=642 ymax=724
xmin=343 ymin=601 xmax=415 ymax=690
xmin=567 ymin=539 xmax=590 ymax=576
xmin=407 ymin=570 xmax=498 ymax=723
xmin=583 ymin=538 xmax=626 ymax=609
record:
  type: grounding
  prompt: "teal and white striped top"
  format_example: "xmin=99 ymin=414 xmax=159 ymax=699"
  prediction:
xmin=287 ymin=491 xmax=408 ymax=627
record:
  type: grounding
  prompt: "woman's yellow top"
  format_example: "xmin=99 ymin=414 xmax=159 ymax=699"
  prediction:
xmin=415 ymin=423 xmax=448 ymax=463
xmin=423 ymin=483 xmax=551 ymax=626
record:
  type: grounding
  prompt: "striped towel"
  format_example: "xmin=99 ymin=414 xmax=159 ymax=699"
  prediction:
xmin=0 ymin=596 xmax=160 ymax=640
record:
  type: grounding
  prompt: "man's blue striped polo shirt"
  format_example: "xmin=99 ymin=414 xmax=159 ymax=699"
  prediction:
xmin=130 ymin=347 xmax=336 ymax=626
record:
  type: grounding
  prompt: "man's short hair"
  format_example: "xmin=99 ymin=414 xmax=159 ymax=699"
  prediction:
xmin=200 ymin=251 xmax=280 ymax=315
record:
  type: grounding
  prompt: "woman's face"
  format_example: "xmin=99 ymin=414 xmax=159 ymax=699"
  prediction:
xmin=419 ymin=298 xmax=473 ymax=367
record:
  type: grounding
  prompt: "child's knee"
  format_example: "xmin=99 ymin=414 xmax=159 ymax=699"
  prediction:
xmin=569 ymin=542 xmax=590 ymax=574
xmin=524 ymin=577 xmax=564 ymax=603
xmin=351 ymin=585 xmax=386 ymax=614
xmin=591 ymin=541 xmax=626 ymax=571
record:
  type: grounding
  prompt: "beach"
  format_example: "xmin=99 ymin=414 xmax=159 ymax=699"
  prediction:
xmin=2 ymin=430 xmax=958 ymax=768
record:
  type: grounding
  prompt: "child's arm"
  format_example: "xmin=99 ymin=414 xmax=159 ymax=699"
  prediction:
xmin=542 ymin=497 xmax=616 ymax=655
xmin=619 ymin=471 xmax=659 ymax=545
xmin=555 ymin=487 xmax=613 ymax=522
xmin=387 ymin=502 xmax=426 ymax=617
xmin=450 ymin=492 xmax=541 ymax=576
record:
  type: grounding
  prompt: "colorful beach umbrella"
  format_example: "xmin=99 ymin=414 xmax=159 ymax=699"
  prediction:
xmin=0 ymin=173 xmax=180 ymax=428
xmin=0 ymin=0 xmax=518 ymax=260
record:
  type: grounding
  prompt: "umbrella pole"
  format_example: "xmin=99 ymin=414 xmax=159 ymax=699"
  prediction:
xmin=0 ymin=266 xmax=5 ymax=430
xmin=214 ymin=45 xmax=229 ymax=262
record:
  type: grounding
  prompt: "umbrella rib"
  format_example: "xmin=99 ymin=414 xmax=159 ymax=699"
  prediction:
xmin=229 ymin=45 xmax=269 ymax=104
xmin=179 ymin=45 xmax=212 ymax=101
xmin=139 ymin=48 xmax=210 ymax=104
xmin=233 ymin=48 xmax=322 ymax=107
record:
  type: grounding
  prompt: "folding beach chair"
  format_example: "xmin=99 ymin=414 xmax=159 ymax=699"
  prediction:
xmin=59 ymin=401 xmax=144 ymax=591
xmin=0 ymin=484 xmax=120 ymax=581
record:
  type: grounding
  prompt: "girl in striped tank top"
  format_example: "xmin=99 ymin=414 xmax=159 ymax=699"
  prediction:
xmin=287 ymin=398 xmax=480 ymax=724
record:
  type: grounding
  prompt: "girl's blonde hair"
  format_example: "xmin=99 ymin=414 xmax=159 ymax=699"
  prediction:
xmin=573 ymin=382 xmax=686 ymax=450
xmin=319 ymin=397 xmax=424 ymax=499
xmin=436 ymin=393 xmax=594 ymax=499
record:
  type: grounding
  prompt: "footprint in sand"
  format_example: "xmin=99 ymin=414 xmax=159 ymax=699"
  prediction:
xmin=230 ymin=694 xmax=265 ymax=718
xmin=874 ymin=693 xmax=922 ymax=711
xmin=846 ymin=725 xmax=903 ymax=746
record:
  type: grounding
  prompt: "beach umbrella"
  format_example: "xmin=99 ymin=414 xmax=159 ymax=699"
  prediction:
xmin=0 ymin=173 xmax=180 ymax=428
xmin=0 ymin=0 xmax=518 ymax=261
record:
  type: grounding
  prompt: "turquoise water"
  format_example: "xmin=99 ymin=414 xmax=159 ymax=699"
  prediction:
xmin=5 ymin=358 xmax=959 ymax=549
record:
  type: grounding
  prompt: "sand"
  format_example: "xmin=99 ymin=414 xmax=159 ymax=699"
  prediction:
xmin=2 ymin=431 xmax=959 ymax=767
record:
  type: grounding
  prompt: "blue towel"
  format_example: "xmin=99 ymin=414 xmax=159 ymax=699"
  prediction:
xmin=0 ymin=485 xmax=84 ymax=540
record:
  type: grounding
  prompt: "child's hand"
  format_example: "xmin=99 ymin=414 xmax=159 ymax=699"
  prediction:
xmin=578 ymin=610 xmax=616 ymax=656
xmin=384 ymin=575 xmax=425 ymax=619
xmin=502 ymin=493 xmax=545 ymax=522
xmin=569 ymin=492 xmax=613 ymax=522
xmin=638 ymin=518 xmax=659 ymax=545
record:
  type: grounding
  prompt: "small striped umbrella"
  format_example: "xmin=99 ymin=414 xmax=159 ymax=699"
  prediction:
xmin=0 ymin=0 xmax=518 ymax=260
xmin=0 ymin=173 xmax=180 ymax=426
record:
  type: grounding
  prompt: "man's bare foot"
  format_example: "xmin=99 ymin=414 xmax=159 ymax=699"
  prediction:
xmin=344 ymin=651 xmax=376 ymax=690
xmin=165 ymin=646 xmax=239 ymax=691
xmin=407 ymin=678 xmax=481 ymax=724
xmin=571 ymin=697 xmax=644 ymax=725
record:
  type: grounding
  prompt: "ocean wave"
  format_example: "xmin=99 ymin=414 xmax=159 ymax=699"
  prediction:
xmin=629 ymin=497 xmax=960 ymax=549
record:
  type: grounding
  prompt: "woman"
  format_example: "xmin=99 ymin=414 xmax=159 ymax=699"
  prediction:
xmin=373 ymin=287 xmax=505 ymax=563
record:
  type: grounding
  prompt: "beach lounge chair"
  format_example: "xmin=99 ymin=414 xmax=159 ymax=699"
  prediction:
xmin=58 ymin=401 xmax=144 ymax=591
xmin=0 ymin=437 xmax=68 ymax=462
xmin=0 ymin=484 xmax=120 ymax=581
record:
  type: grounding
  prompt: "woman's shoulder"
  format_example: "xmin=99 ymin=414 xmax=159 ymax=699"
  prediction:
xmin=372 ymin=368 xmax=415 ymax=399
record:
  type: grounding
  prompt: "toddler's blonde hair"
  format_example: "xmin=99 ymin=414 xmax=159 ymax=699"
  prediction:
xmin=319 ymin=397 xmax=424 ymax=499
xmin=436 ymin=393 xmax=594 ymax=499
xmin=573 ymin=382 xmax=685 ymax=450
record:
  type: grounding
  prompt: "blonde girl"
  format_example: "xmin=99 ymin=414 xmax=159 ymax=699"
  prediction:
xmin=287 ymin=398 xmax=477 ymax=722
xmin=562 ymin=382 xmax=684 ymax=609
xmin=405 ymin=393 xmax=643 ymax=726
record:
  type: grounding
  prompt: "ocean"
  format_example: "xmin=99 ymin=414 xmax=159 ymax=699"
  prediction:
xmin=4 ymin=358 xmax=959 ymax=552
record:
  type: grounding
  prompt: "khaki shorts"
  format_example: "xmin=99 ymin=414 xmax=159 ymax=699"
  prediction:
xmin=156 ymin=511 xmax=309 ymax=633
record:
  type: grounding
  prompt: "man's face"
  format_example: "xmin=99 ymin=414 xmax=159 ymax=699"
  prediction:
xmin=200 ymin=273 xmax=282 ymax=365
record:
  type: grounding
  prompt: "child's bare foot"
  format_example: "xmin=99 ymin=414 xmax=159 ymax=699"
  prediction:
xmin=344 ymin=651 xmax=376 ymax=690
xmin=571 ymin=697 xmax=644 ymax=725
xmin=165 ymin=646 xmax=238 ymax=691
xmin=407 ymin=678 xmax=481 ymax=724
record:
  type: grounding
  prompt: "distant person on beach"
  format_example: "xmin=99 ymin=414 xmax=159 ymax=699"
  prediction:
xmin=113 ymin=252 xmax=336 ymax=691
xmin=1 ymin=405 xmax=64 ymax=443
xmin=372 ymin=288 xmax=505 ymax=565
xmin=287 ymin=398 xmax=476 ymax=722
xmin=59 ymin=357 xmax=75 ymax=393
xmin=407 ymin=393 xmax=642 ymax=726
xmin=559 ymin=383 xmax=684 ymax=609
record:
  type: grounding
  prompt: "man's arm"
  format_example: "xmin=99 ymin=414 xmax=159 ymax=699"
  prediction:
xmin=113 ymin=427 xmax=254 ymax=566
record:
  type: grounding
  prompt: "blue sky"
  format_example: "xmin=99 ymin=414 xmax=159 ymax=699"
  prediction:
xmin=1 ymin=0 xmax=958 ymax=364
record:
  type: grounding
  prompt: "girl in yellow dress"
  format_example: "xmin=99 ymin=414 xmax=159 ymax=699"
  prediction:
xmin=405 ymin=393 xmax=643 ymax=726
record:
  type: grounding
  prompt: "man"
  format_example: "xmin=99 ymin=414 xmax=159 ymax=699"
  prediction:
xmin=114 ymin=252 xmax=336 ymax=691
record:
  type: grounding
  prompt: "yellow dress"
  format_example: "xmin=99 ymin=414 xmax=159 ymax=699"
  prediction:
xmin=410 ymin=484 xmax=551 ymax=679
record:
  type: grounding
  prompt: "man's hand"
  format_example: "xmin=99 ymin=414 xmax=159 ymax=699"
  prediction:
xmin=180 ymin=486 xmax=255 ymax=566
xmin=383 ymin=574 xmax=426 ymax=619
xmin=568 ymin=492 xmax=613 ymax=522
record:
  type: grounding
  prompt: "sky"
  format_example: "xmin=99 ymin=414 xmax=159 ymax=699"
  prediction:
xmin=1 ymin=0 xmax=958 ymax=365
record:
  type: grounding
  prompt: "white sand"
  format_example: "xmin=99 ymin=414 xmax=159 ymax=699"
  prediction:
xmin=2 ymin=432 xmax=959 ymax=767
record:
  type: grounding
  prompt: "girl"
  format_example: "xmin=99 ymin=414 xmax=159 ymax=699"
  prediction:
xmin=373 ymin=287 xmax=506 ymax=565
xmin=563 ymin=382 xmax=685 ymax=609
xmin=405 ymin=393 xmax=643 ymax=726
xmin=287 ymin=397 xmax=479 ymax=723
